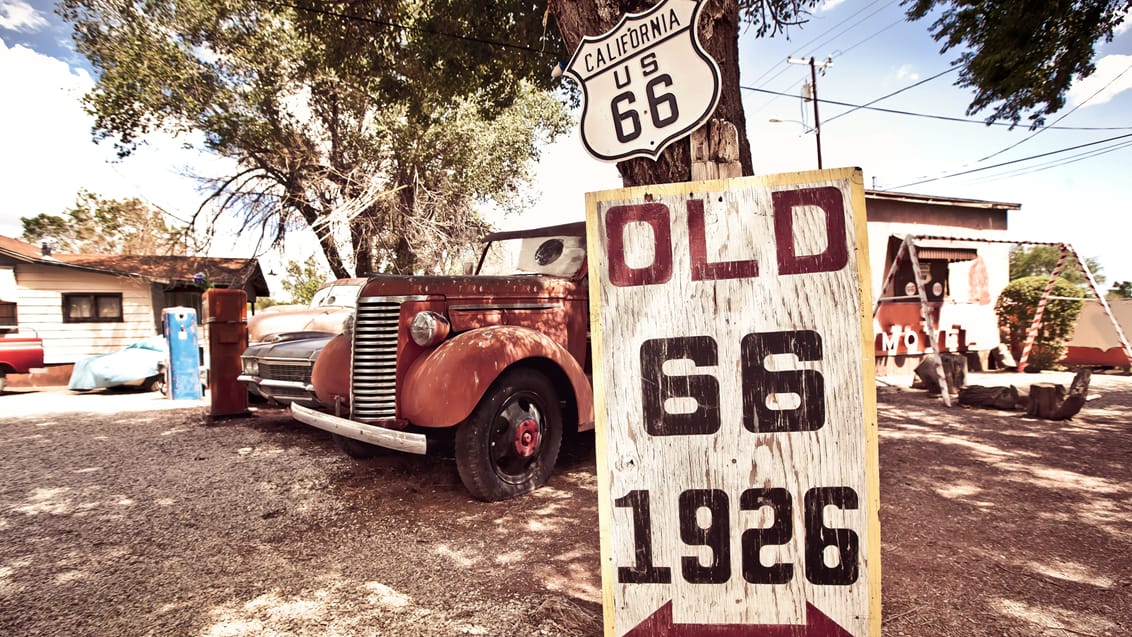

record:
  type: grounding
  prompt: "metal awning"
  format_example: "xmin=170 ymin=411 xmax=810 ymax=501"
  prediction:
xmin=914 ymin=246 xmax=979 ymax=262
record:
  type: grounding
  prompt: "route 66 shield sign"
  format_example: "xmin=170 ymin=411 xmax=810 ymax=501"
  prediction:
xmin=564 ymin=0 xmax=721 ymax=163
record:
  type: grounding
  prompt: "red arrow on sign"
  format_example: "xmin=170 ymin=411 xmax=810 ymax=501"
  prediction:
xmin=625 ymin=600 xmax=853 ymax=636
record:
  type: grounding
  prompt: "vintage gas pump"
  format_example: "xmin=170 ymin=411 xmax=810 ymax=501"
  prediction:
xmin=162 ymin=307 xmax=203 ymax=400
xmin=203 ymin=288 xmax=249 ymax=417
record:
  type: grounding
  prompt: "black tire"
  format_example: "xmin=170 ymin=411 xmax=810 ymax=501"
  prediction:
xmin=144 ymin=374 xmax=165 ymax=394
xmin=332 ymin=433 xmax=387 ymax=459
xmin=455 ymin=368 xmax=563 ymax=501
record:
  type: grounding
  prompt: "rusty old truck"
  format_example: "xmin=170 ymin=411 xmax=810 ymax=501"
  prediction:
xmin=291 ymin=222 xmax=593 ymax=501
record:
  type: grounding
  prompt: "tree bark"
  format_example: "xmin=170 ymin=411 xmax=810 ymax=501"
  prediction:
xmin=548 ymin=0 xmax=753 ymax=187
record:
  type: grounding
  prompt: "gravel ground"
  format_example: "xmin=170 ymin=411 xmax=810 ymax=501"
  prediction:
xmin=0 ymin=388 xmax=603 ymax=636
xmin=0 ymin=370 xmax=1128 ymax=636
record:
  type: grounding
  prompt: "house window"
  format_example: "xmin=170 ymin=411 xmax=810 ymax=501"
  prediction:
xmin=0 ymin=302 xmax=15 ymax=330
xmin=63 ymin=293 xmax=124 ymax=323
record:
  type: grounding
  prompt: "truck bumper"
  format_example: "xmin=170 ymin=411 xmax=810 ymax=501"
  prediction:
xmin=291 ymin=402 xmax=428 ymax=455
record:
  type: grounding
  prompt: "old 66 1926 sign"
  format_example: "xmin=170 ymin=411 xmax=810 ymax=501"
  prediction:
xmin=586 ymin=168 xmax=881 ymax=636
xmin=564 ymin=0 xmax=721 ymax=162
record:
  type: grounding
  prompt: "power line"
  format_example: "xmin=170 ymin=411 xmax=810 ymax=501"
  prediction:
xmin=741 ymin=85 xmax=1132 ymax=131
xmin=823 ymin=66 xmax=958 ymax=125
xmin=888 ymin=132 xmax=1132 ymax=189
xmin=958 ymin=139 xmax=1132 ymax=186
xmin=975 ymin=60 xmax=1132 ymax=163
xmin=744 ymin=0 xmax=897 ymax=109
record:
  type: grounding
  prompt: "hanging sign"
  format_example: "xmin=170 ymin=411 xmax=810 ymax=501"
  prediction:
xmin=564 ymin=0 xmax=721 ymax=162
xmin=586 ymin=168 xmax=881 ymax=636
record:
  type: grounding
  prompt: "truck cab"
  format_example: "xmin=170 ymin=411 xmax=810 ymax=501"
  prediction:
xmin=292 ymin=222 xmax=593 ymax=501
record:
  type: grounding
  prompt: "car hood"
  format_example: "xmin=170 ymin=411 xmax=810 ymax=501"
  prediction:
xmin=243 ymin=333 xmax=336 ymax=360
xmin=248 ymin=307 xmax=353 ymax=342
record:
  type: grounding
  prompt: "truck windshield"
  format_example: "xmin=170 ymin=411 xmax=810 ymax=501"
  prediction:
xmin=478 ymin=234 xmax=586 ymax=278
xmin=309 ymin=284 xmax=361 ymax=308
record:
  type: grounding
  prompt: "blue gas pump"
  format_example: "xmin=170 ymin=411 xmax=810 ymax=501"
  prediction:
xmin=163 ymin=307 xmax=203 ymax=400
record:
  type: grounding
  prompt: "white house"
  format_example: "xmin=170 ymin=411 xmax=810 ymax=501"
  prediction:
xmin=0 ymin=235 xmax=268 ymax=384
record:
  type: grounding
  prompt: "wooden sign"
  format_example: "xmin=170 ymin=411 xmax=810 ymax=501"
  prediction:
xmin=586 ymin=168 xmax=880 ymax=636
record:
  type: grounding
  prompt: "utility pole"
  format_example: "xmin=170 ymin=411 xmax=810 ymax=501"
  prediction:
xmin=787 ymin=56 xmax=833 ymax=169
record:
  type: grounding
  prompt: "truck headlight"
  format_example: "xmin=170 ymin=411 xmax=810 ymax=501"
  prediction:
xmin=410 ymin=311 xmax=450 ymax=347
xmin=241 ymin=358 xmax=259 ymax=376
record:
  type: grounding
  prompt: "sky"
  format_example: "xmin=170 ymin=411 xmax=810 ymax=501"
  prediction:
xmin=2 ymin=0 xmax=1131 ymax=295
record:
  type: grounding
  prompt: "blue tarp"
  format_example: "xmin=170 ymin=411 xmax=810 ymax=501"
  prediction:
xmin=68 ymin=336 xmax=168 ymax=391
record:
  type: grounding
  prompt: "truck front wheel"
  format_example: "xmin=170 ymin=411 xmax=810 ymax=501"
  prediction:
xmin=455 ymin=368 xmax=562 ymax=501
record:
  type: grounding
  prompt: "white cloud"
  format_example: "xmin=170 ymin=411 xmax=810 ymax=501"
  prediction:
xmin=0 ymin=0 xmax=46 ymax=32
xmin=1114 ymin=8 xmax=1130 ymax=37
xmin=819 ymin=0 xmax=849 ymax=12
xmin=0 ymin=40 xmax=97 ymax=233
xmin=1067 ymin=54 xmax=1132 ymax=107
xmin=896 ymin=64 xmax=920 ymax=82
xmin=0 ymin=40 xmax=235 ymax=242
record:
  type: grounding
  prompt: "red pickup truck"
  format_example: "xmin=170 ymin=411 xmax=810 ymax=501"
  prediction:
xmin=291 ymin=222 xmax=592 ymax=501
xmin=0 ymin=336 xmax=45 ymax=392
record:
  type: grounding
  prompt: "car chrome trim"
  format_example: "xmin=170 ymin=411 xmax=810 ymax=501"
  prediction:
xmin=291 ymin=403 xmax=427 ymax=455
xmin=356 ymin=295 xmax=429 ymax=303
xmin=449 ymin=303 xmax=563 ymax=311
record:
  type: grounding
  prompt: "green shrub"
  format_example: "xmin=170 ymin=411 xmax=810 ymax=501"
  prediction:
xmin=995 ymin=276 xmax=1085 ymax=371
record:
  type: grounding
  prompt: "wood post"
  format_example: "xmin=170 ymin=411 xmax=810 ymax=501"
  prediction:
xmin=690 ymin=119 xmax=742 ymax=181
xmin=960 ymin=369 xmax=1092 ymax=420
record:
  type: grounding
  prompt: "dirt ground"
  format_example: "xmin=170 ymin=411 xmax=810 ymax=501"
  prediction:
xmin=0 ymin=370 xmax=1128 ymax=636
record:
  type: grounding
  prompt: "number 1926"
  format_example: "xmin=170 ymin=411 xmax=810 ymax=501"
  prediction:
xmin=616 ymin=486 xmax=860 ymax=587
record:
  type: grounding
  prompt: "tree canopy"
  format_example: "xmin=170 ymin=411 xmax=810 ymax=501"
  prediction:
xmin=995 ymin=275 xmax=1085 ymax=370
xmin=62 ymin=0 xmax=571 ymax=277
xmin=280 ymin=256 xmax=326 ymax=305
xmin=20 ymin=191 xmax=188 ymax=255
xmin=61 ymin=0 xmax=1129 ymax=275
xmin=903 ymin=0 xmax=1130 ymax=128
xmin=1009 ymin=244 xmax=1106 ymax=287
xmin=1108 ymin=280 xmax=1132 ymax=299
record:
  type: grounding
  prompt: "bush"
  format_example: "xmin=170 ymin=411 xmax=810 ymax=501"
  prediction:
xmin=995 ymin=276 xmax=1085 ymax=371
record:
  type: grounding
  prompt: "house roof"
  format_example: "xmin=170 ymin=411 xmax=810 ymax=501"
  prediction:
xmin=0 ymin=235 xmax=269 ymax=296
xmin=865 ymin=189 xmax=1021 ymax=211
xmin=0 ymin=234 xmax=55 ymax=262
xmin=56 ymin=254 xmax=270 ymax=296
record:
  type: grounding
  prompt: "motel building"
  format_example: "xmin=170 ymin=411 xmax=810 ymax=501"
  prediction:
xmin=863 ymin=189 xmax=1018 ymax=375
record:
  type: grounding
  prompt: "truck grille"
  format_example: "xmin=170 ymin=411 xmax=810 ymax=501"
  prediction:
xmin=351 ymin=298 xmax=401 ymax=421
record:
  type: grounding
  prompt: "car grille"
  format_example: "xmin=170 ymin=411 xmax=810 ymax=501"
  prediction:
xmin=259 ymin=361 xmax=312 ymax=384
xmin=351 ymin=298 xmax=401 ymax=421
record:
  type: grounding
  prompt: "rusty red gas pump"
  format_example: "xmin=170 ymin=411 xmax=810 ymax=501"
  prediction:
xmin=203 ymin=288 xmax=249 ymax=418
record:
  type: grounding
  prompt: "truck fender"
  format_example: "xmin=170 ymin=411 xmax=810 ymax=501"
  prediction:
xmin=401 ymin=325 xmax=593 ymax=429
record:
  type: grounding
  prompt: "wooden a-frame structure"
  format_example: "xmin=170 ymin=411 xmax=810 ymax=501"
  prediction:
xmin=873 ymin=235 xmax=1132 ymax=406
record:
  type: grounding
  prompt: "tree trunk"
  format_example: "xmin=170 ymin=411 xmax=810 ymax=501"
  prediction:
xmin=957 ymin=385 xmax=1019 ymax=411
xmin=549 ymin=0 xmax=753 ymax=187
xmin=1026 ymin=383 xmax=1065 ymax=419
xmin=913 ymin=352 xmax=967 ymax=395
xmin=1051 ymin=369 xmax=1092 ymax=420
